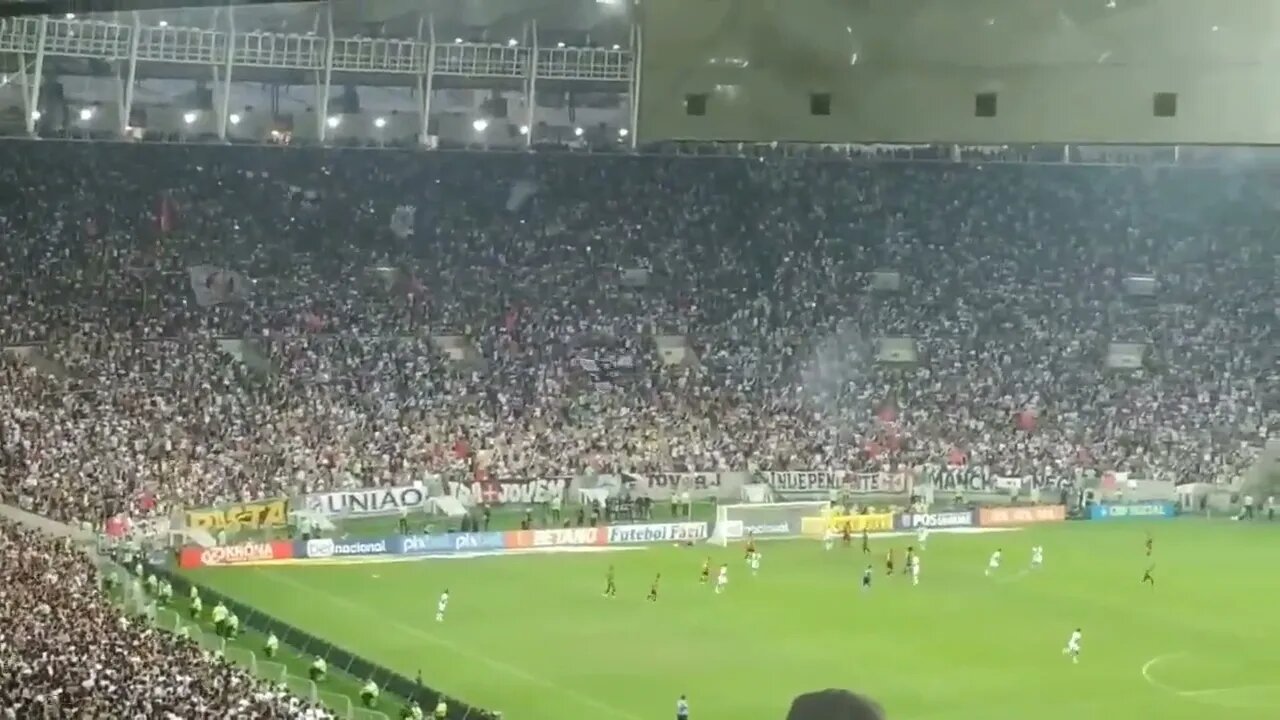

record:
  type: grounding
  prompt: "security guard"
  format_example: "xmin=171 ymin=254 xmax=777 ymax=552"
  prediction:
xmin=264 ymin=632 xmax=279 ymax=658
xmin=360 ymin=679 xmax=380 ymax=708
xmin=309 ymin=656 xmax=327 ymax=682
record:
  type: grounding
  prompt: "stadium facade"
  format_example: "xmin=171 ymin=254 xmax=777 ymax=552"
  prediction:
xmin=0 ymin=0 xmax=1274 ymax=147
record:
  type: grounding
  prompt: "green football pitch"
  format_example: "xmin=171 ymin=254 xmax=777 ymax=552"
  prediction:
xmin=185 ymin=519 xmax=1279 ymax=720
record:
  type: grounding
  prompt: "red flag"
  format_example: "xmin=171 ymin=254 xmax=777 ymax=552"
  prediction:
xmin=1015 ymin=409 xmax=1038 ymax=432
xmin=104 ymin=515 xmax=130 ymax=539
xmin=947 ymin=447 xmax=968 ymax=467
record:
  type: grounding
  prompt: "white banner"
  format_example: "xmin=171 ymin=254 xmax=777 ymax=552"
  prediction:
xmin=762 ymin=470 xmax=911 ymax=500
xmin=304 ymin=485 xmax=429 ymax=518
xmin=623 ymin=472 xmax=723 ymax=501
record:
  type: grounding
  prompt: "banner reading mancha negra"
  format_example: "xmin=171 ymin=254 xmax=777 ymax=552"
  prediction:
xmin=184 ymin=498 xmax=288 ymax=530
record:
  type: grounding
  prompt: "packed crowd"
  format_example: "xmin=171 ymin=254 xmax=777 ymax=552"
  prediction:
xmin=0 ymin=518 xmax=334 ymax=718
xmin=0 ymin=142 xmax=1275 ymax=527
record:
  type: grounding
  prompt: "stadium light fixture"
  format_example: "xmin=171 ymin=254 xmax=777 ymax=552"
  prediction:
xmin=64 ymin=12 xmax=75 ymax=19
xmin=618 ymin=127 xmax=629 ymax=138
xmin=508 ymin=38 xmax=518 ymax=47
xmin=374 ymin=117 xmax=387 ymax=129
xmin=78 ymin=107 xmax=94 ymax=121
xmin=557 ymin=42 xmax=566 ymax=48
xmin=612 ymin=44 xmax=621 ymax=50
xmin=518 ymin=124 xmax=530 ymax=135
xmin=454 ymin=37 xmax=464 ymax=44
xmin=183 ymin=111 xmax=197 ymax=125
xmin=31 ymin=110 xmax=41 ymax=121
xmin=159 ymin=20 xmax=168 ymax=27
xmin=574 ymin=126 xmax=584 ymax=137
xmin=228 ymin=113 xmax=241 ymax=125
xmin=472 ymin=118 xmax=489 ymax=133
xmin=326 ymin=116 xmax=341 ymax=128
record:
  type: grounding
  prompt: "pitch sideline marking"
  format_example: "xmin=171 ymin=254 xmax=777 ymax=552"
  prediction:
xmin=1141 ymin=653 xmax=1280 ymax=706
xmin=253 ymin=568 xmax=645 ymax=720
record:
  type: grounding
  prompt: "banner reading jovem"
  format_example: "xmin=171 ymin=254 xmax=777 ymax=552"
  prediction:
xmin=762 ymin=470 xmax=912 ymax=500
xmin=447 ymin=478 xmax=569 ymax=507
xmin=304 ymin=485 xmax=429 ymax=518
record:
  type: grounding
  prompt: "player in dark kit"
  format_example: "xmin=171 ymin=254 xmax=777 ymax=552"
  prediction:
xmin=603 ymin=565 xmax=617 ymax=598
xmin=699 ymin=558 xmax=711 ymax=583
xmin=885 ymin=549 xmax=895 ymax=575
xmin=841 ymin=523 xmax=852 ymax=547
xmin=861 ymin=529 xmax=870 ymax=554
xmin=1145 ymin=533 xmax=1153 ymax=557
xmin=647 ymin=573 xmax=661 ymax=602
xmin=903 ymin=547 xmax=915 ymax=575
xmin=745 ymin=533 xmax=756 ymax=561
xmin=1142 ymin=565 xmax=1155 ymax=587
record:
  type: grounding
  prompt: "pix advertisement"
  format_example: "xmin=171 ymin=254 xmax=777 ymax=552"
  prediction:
xmin=400 ymin=532 xmax=506 ymax=555
xmin=1087 ymin=501 xmax=1176 ymax=520
xmin=179 ymin=540 xmax=294 ymax=569
xmin=606 ymin=522 xmax=709 ymax=545
xmin=977 ymin=504 xmax=1067 ymax=527
xmin=893 ymin=510 xmax=977 ymax=530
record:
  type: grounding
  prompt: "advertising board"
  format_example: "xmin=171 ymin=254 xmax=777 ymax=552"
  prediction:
xmin=447 ymin=478 xmax=568 ymax=506
xmin=894 ymin=510 xmax=977 ymax=530
xmin=803 ymin=513 xmax=896 ymax=535
xmin=1087 ymin=502 xmax=1176 ymax=520
xmin=606 ymin=522 xmax=709 ymax=545
xmin=977 ymin=504 xmax=1067 ymax=527
xmin=178 ymin=540 xmax=294 ymax=569
xmin=299 ymin=538 xmax=393 ymax=559
xmin=505 ymin=526 xmax=605 ymax=549
xmin=398 ymin=532 xmax=507 ymax=555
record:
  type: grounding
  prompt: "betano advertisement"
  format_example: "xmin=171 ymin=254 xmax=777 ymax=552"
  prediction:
xmin=1087 ymin=502 xmax=1175 ymax=520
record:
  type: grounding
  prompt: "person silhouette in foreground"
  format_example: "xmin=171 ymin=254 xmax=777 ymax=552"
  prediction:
xmin=786 ymin=689 xmax=885 ymax=720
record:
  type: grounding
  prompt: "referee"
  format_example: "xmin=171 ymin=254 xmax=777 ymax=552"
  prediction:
xmin=676 ymin=694 xmax=689 ymax=720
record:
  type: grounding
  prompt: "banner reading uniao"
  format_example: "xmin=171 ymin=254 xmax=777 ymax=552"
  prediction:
xmin=303 ymin=485 xmax=429 ymax=518
xmin=1088 ymin=502 xmax=1176 ymax=520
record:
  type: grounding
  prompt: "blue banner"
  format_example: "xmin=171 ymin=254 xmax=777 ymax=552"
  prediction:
xmin=398 ymin=532 xmax=505 ymax=555
xmin=1088 ymin=502 xmax=1176 ymax=520
xmin=894 ymin=510 xmax=977 ymax=530
xmin=298 ymin=537 xmax=393 ymax=559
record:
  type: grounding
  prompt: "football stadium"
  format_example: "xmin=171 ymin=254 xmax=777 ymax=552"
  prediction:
xmin=1 ymin=1 xmax=1278 ymax=719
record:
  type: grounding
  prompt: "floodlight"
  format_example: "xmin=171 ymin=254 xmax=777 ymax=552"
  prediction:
xmin=228 ymin=113 xmax=241 ymax=125
xmin=326 ymin=116 xmax=341 ymax=128
xmin=183 ymin=111 xmax=197 ymax=125
xmin=472 ymin=118 xmax=489 ymax=133
xmin=374 ymin=117 xmax=387 ymax=129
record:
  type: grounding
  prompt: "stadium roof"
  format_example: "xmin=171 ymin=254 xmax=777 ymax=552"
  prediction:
xmin=2 ymin=0 xmax=634 ymax=45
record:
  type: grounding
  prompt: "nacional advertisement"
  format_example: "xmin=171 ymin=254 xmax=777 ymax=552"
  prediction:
xmin=447 ymin=477 xmax=568 ymax=507
xmin=184 ymin=498 xmax=289 ymax=531
xmin=606 ymin=522 xmax=709 ymax=545
xmin=977 ymin=504 xmax=1067 ymax=527
xmin=762 ymin=470 xmax=911 ymax=500
xmin=178 ymin=540 xmax=294 ymax=569
xmin=505 ymin=526 xmax=606 ymax=549
xmin=300 ymin=537 xmax=392 ymax=559
xmin=801 ymin=512 xmax=896 ymax=536
xmin=303 ymin=485 xmax=429 ymax=518
xmin=894 ymin=510 xmax=977 ymax=530
xmin=1087 ymin=502 xmax=1176 ymax=520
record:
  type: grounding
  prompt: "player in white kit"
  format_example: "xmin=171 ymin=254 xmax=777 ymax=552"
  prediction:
xmin=749 ymin=551 xmax=761 ymax=576
xmin=985 ymin=549 xmax=1002 ymax=576
xmin=1031 ymin=545 xmax=1044 ymax=569
xmin=715 ymin=564 xmax=729 ymax=594
xmin=823 ymin=529 xmax=837 ymax=551
xmin=909 ymin=553 xmax=920 ymax=586
xmin=1062 ymin=628 xmax=1082 ymax=663
xmin=435 ymin=589 xmax=449 ymax=622
xmin=916 ymin=525 xmax=929 ymax=550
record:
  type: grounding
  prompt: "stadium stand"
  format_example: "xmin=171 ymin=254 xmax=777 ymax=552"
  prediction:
xmin=0 ymin=517 xmax=335 ymax=718
xmin=0 ymin=140 xmax=1275 ymax=716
